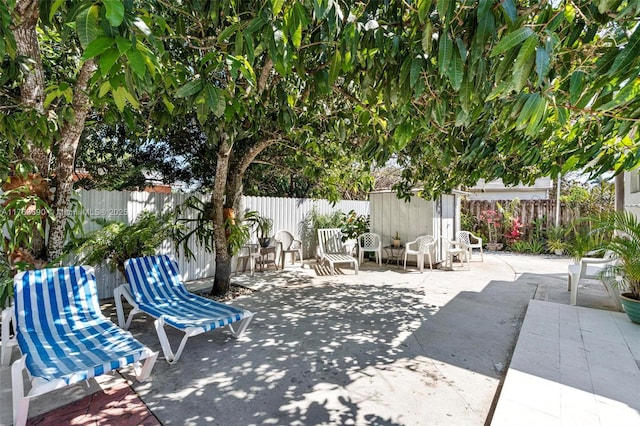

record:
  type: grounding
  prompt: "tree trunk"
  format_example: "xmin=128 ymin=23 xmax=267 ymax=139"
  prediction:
xmin=13 ymin=0 xmax=49 ymax=259
xmin=211 ymin=135 xmax=233 ymax=296
xmin=210 ymin=135 xmax=282 ymax=295
xmin=47 ymin=60 xmax=98 ymax=261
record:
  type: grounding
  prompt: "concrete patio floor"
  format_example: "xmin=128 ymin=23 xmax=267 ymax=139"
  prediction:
xmin=0 ymin=253 xmax=629 ymax=425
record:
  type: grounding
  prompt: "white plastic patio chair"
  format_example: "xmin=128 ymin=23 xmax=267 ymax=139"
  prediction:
xmin=568 ymin=251 xmax=622 ymax=311
xmin=457 ymin=231 xmax=484 ymax=261
xmin=442 ymin=237 xmax=470 ymax=270
xmin=403 ymin=235 xmax=436 ymax=272
xmin=317 ymin=228 xmax=358 ymax=275
xmin=235 ymin=243 xmax=262 ymax=276
xmin=1 ymin=266 xmax=157 ymax=426
xmin=275 ymin=229 xmax=303 ymax=268
xmin=357 ymin=232 xmax=382 ymax=266
xmin=116 ymin=255 xmax=255 ymax=363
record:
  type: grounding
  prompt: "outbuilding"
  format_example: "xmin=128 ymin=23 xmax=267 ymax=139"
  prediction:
xmin=369 ymin=190 xmax=462 ymax=265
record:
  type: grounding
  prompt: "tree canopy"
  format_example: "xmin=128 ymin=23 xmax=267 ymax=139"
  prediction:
xmin=2 ymin=0 xmax=640 ymax=295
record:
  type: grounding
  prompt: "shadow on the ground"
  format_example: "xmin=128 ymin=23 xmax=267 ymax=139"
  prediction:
xmin=99 ymin=269 xmax=567 ymax=425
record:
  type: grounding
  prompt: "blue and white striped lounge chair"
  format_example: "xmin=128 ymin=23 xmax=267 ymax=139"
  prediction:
xmin=0 ymin=266 xmax=157 ymax=426
xmin=115 ymin=255 xmax=255 ymax=364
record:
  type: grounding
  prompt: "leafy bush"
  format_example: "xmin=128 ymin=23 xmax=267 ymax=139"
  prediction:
xmin=67 ymin=211 xmax=182 ymax=273
xmin=340 ymin=210 xmax=369 ymax=240
xmin=510 ymin=240 xmax=545 ymax=254
xmin=299 ymin=209 xmax=369 ymax=258
xmin=0 ymin=254 xmax=13 ymax=308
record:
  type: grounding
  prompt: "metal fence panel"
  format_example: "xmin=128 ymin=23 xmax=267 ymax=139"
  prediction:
xmin=75 ymin=190 xmax=368 ymax=298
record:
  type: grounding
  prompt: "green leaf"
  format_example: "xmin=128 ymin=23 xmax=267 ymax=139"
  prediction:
xmin=512 ymin=35 xmax=537 ymax=91
xmin=438 ymin=33 xmax=453 ymax=76
xmin=328 ymin=51 xmax=342 ymax=84
xmin=410 ymin=57 xmax=423 ymax=88
xmin=500 ymin=0 xmax=517 ymax=24
xmin=569 ymin=71 xmax=585 ymax=104
xmin=437 ymin=0 xmax=450 ymax=25
xmin=246 ymin=15 xmax=267 ymax=34
xmin=82 ymin=37 xmax=114 ymax=60
xmin=217 ymin=23 xmax=240 ymax=43
xmin=272 ymin=0 xmax=285 ymax=15
xmin=399 ymin=55 xmax=412 ymax=86
xmin=99 ymin=48 xmax=120 ymax=75
xmin=478 ymin=0 xmax=492 ymax=18
xmin=609 ymin=25 xmax=640 ymax=76
xmin=48 ymin=0 xmax=65 ymax=23
xmin=490 ymin=27 xmax=534 ymax=57
xmin=162 ymin=95 xmax=175 ymax=113
xmin=598 ymin=79 xmax=640 ymax=112
xmin=418 ymin=0 xmax=432 ymax=22
xmin=290 ymin=15 xmax=302 ymax=48
xmin=76 ymin=5 xmax=99 ymax=49
xmin=535 ymin=46 xmax=550 ymax=86
xmin=98 ymin=81 xmax=111 ymax=98
xmin=116 ymin=36 xmax=132 ymax=54
xmin=525 ymin=95 xmax=546 ymax=136
xmin=556 ymin=106 xmax=568 ymax=126
xmin=515 ymin=93 xmax=540 ymax=130
xmin=422 ymin=21 xmax=432 ymax=56
xmin=112 ymin=85 xmax=127 ymax=111
xmin=103 ymin=0 xmax=125 ymax=27
xmin=196 ymin=100 xmax=209 ymax=125
xmin=123 ymin=88 xmax=139 ymax=109
xmin=448 ymin=47 xmax=464 ymax=90
xmin=126 ymin=49 xmax=146 ymax=78
xmin=459 ymin=75 xmax=473 ymax=113
xmin=175 ymin=79 xmax=203 ymax=98
xmin=204 ymin=84 xmax=225 ymax=117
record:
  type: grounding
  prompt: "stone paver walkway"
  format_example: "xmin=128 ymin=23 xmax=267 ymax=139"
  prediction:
xmin=491 ymin=299 xmax=640 ymax=425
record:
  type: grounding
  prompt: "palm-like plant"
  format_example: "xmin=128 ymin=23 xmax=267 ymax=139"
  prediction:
xmin=67 ymin=211 xmax=183 ymax=274
xmin=595 ymin=211 xmax=640 ymax=300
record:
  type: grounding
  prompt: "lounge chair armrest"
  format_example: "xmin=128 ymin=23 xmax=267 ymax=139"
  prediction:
xmin=580 ymin=257 xmax=617 ymax=265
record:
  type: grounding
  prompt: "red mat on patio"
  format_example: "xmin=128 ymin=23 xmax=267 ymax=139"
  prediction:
xmin=27 ymin=381 xmax=160 ymax=426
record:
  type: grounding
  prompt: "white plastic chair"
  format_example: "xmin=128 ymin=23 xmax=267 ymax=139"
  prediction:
xmin=357 ymin=232 xmax=382 ymax=266
xmin=2 ymin=266 xmax=157 ymax=426
xmin=442 ymin=237 xmax=470 ymax=270
xmin=403 ymin=235 xmax=436 ymax=272
xmin=457 ymin=231 xmax=484 ymax=261
xmin=568 ymin=251 xmax=622 ymax=310
xmin=317 ymin=228 xmax=358 ymax=274
xmin=117 ymin=255 xmax=255 ymax=363
xmin=275 ymin=229 xmax=303 ymax=268
xmin=235 ymin=243 xmax=262 ymax=276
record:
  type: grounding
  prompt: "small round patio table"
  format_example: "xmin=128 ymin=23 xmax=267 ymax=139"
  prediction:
xmin=383 ymin=244 xmax=405 ymax=267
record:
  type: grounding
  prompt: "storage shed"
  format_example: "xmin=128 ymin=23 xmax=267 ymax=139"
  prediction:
xmin=369 ymin=191 xmax=461 ymax=264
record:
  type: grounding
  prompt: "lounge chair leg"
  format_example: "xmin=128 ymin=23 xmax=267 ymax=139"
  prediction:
xmin=12 ymin=355 xmax=29 ymax=426
xmin=171 ymin=335 xmax=192 ymax=364
xmin=134 ymin=350 xmax=158 ymax=382
xmin=154 ymin=317 xmax=177 ymax=363
xmin=114 ymin=285 xmax=142 ymax=330
xmin=569 ymin=275 xmax=578 ymax=305
xmin=2 ymin=307 xmax=16 ymax=366
xmin=228 ymin=312 xmax=255 ymax=338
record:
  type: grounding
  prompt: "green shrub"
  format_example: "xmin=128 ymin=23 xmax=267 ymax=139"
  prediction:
xmin=67 ymin=211 xmax=182 ymax=273
xmin=510 ymin=240 xmax=545 ymax=254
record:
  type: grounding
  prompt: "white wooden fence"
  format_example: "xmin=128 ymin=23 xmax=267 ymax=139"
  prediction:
xmin=75 ymin=190 xmax=369 ymax=298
